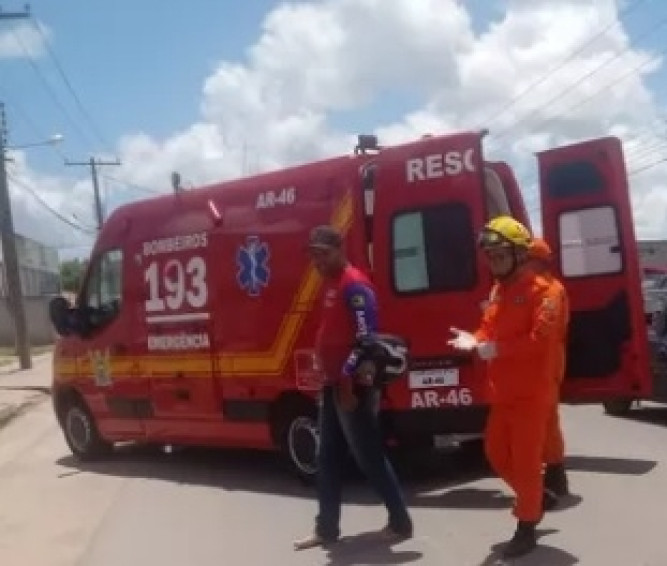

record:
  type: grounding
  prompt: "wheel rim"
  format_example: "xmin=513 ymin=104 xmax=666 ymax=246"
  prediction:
xmin=66 ymin=406 xmax=92 ymax=454
xmin=288 ymin=416 xmax=319 ymax=476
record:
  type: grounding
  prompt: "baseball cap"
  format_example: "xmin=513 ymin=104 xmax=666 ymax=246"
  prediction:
xmin=307 ymin=225 xmax=343 ymax=250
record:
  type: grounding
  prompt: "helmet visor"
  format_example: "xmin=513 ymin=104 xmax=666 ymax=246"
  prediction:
xmin=478 ymin=229 xmax=509 ymax=249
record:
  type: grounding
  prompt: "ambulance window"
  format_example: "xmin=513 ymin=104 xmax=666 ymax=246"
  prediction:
xmin=546 ymin=161 xmax=604 ymax=198
xmin=392 ymin=203 xmax=477 ymax=294
xmin=83 ymin=249 xmax=123 ymax=323
xmin=559 ymin=206 xmax=622 ymax=277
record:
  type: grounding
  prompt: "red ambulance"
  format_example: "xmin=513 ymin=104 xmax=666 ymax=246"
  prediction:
xmin=48 ymin=131 xmax=652 ymax=479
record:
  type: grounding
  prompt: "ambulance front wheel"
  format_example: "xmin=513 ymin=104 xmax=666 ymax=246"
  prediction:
xmin=275 ymin=399 xmax=320 ymax=483
xmin=60 ymin=394 xmax=113 ymax=461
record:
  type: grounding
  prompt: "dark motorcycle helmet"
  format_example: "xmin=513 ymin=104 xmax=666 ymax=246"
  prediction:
xmin=352 ymin=333 xmax=409 ymax=387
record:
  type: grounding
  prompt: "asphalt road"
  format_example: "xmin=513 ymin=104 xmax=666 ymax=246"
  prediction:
xmin=1 ymin=398 xmax=667 ymax=565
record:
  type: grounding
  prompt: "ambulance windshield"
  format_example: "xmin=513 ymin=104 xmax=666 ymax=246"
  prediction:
xmin=484 ymin=167 xmax=512 ymax=221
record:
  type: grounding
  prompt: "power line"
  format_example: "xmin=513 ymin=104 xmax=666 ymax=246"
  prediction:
xmin=10 ymin=27 xmax=98 ymax=151
xmin=629 ymin=156 xmax=667 ymax=177
xmin=490 ymin=8 xmax=667 ymax=148
xmin=477 ymin=0 xmax=650 ymax=132
xmin=0 ymin=8 xmax=65 ymax=158
xmin=6 ymin=173 xmax=96 ymax=234
xmin=0 ymin=89 xmax=68 ymax=160
xmin=627 ymin=140 xmax=667 ymax=169
xmin=100 ymin=173 xmax=163 ymax=195
xmin=65 ymin=157 xmax=121 ymax=229
xmin=542 ymin=46 xmax=667 ymax=137
xmin=29 ymin=16 xmax=113 ymax=152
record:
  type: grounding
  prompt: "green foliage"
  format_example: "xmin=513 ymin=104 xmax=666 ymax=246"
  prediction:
xmin=59 ymin=258 xmax=87 ymax=294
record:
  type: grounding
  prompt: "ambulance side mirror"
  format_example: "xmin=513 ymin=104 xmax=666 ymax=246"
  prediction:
xmin=48 ymin=296 xmax=78 ymax=337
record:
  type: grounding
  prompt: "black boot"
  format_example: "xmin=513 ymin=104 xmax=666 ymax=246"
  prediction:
xmin=543 ymin=488 xmax=559 ymax=511
xmin=503 ymin=521 xmax=537 ymax=559
xmin=544 ymin=463 xmax=569 ymax=497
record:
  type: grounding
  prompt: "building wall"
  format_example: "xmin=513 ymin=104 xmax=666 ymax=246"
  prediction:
xmin=0 ymin=234 xmax=61 ymax=346
xmin=0 ymin=296 xmax=57 ymax=346
xmin=0 ymin=233 xmax=61 ymax=297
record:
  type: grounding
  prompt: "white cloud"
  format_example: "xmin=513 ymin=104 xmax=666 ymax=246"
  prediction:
xmin=0 ymin=21 xmax=48 ymax=59
xmin=4 ymin=151 xmax=96 ymax=257
xmin=12 ymin=0 xmax=667 ymax=260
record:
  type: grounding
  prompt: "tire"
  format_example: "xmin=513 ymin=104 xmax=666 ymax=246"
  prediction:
xmin=276 ymin=400 xmax=320 ymax=484
xmin=603 ymin=399 xmax=634 ymax=417
xmin=62 ymin=398 xmax=113 ymax=461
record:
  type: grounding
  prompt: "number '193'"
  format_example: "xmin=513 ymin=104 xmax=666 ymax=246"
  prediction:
xmin=145 ymin=256 xmax=208 ymax=312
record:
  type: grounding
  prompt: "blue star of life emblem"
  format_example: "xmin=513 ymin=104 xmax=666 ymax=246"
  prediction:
xmin=237 ymin=236 xmax=270 ymax=296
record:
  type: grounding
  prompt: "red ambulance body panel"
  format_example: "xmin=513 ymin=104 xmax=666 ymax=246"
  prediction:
xmin=49 ymin=131 xmax=653 ymax=476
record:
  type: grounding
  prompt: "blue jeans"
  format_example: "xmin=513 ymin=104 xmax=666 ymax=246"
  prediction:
xmin=315 ymin=385 xmax=412 ymax=540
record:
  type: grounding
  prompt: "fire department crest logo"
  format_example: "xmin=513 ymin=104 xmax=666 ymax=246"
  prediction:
xmin=236 ymin=236 xmax=271 ymax=297
xmin=88 ymin=348 xmax=112 ymax=387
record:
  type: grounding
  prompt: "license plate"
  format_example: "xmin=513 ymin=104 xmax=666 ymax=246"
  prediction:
xmin=409 ymin=368 xmax=459 ymax=389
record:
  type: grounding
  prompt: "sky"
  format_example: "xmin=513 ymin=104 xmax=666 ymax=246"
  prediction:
xmin=1 ymin=0 xmax=667 ymax=261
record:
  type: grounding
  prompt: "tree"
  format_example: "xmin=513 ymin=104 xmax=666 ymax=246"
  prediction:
xmin=59 ymin=258 xmax=87 ymax=294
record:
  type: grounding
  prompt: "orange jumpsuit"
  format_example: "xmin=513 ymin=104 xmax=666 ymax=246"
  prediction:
xmin=475 ymin=268 xmax=567 ymax=523
xmin=542 ymin=273 xmax=570 ymax=466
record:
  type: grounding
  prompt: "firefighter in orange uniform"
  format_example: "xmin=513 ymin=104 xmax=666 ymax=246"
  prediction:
xmin=449 ymin=216 xmax=568 ymax=559
xmin=527 ymin=238 xmax=570 ymax=503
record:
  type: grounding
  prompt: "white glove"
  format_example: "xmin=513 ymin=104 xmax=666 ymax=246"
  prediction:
xmin=447 ymin=327 xmax=478 ymax=351
xmin=477 ymin=341 xmax=498 ymax=361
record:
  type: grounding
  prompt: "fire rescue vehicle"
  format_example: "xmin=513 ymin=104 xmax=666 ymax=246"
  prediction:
xmin=48 ymin=130 xmax=653 ymax=480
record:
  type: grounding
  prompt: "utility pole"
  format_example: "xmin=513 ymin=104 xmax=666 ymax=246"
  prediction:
xmin=65 ymin=157 xmax=120 ymax=230
xmin=0 ymin=104 xmax=31 ymax=369
xmin=0 ymin=6 xmax=38 ymax=369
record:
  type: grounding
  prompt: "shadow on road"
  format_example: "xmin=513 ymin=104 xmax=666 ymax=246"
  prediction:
xmin=54 ymin=440 xmax=656 ymax=513
xmin=411 ymin=487 xmax=513 ymax=510
xmin=55 ymin=443 xmax=492 ymax=507
xmin=322 ymin=531 xmax=423 ymax=565
xmin=478 ymin=528 xmax=579 ymax=565
xmin=611 ymin=405 xmax=667 ymax=428
xmin=565 ymin=454 xmax=657 ymax=475
xmin=477 ymin=548 xmax=579 ymax=566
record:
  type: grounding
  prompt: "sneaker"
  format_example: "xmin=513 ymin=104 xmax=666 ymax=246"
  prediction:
xmin=502 ymin=521 xmax=537 ymax=559
xmin=293 ymin=532 xmax=337 ymax=551
xmin=544 ymin=462 xmax=569 ymax=497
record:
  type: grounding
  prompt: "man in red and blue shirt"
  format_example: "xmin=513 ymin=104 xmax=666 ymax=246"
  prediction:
xmin=294 ymin=225 xmax=412 ymax=550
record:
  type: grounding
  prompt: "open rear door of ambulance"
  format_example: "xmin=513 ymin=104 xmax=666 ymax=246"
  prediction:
xmin=538 ymin=136 xmax=652 ymax=404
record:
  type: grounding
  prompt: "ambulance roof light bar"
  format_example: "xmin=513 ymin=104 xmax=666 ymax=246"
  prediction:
xmin=354 ymin=134 xmax=382 ymax=155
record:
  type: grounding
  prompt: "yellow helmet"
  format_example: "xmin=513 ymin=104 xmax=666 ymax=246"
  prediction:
xmin=478 ymin=216 xmax=532 ymax=249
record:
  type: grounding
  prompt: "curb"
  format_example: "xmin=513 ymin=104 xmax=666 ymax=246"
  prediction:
xmin=0 ymin=403 xmax=19 ymax=427
xmin=0 ymin=351 xmax=53 ymax=377
xmin=0 ymin=393 xmax=50 ymax=429
xmin=0 ymin=385 xmax=51 ymax=394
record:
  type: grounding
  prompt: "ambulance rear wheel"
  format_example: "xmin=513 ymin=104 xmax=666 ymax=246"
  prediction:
xmin=62 ymin=398 xmax=112 ymax=461
xmin=603 ymin=399 xmax=634 ymax=417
